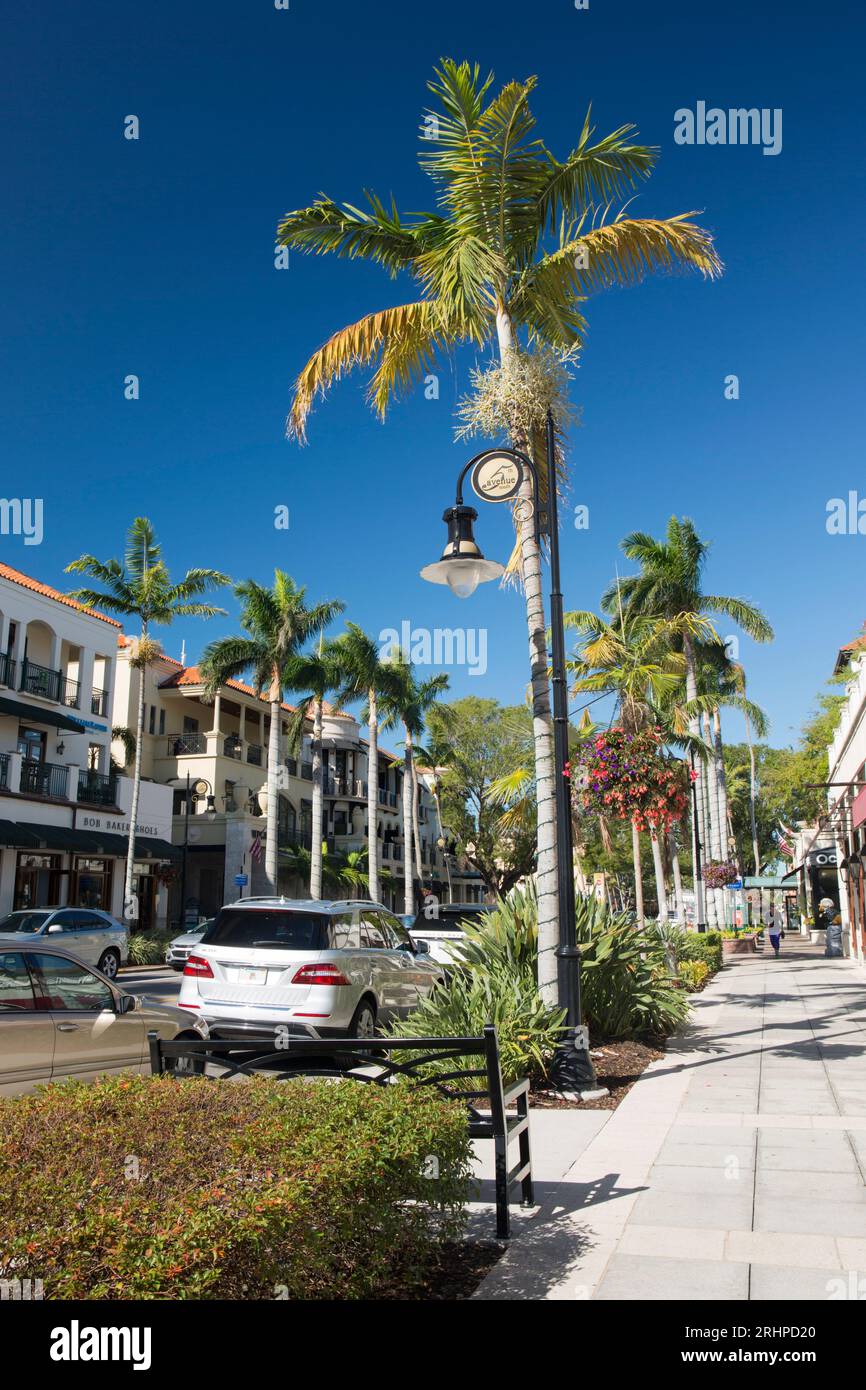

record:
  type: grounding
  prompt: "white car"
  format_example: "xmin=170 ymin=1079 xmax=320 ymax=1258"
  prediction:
xmin=0 ymin=942 xmax=208 ymax=1095
xmin=165 ymin=920 xmax=213 ymax=970
xmin=0 ymin=906 xmax=128 ymax=979
xmin=178 ymin=897 xmax=445 ymax=1039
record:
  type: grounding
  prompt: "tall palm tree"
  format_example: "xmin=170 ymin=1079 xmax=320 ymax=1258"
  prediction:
xmin=379 ymin=658 xmax=450 ymax=916
xmin=67 ymin=518 xmax=230 ymax=925
xmin=604 ymin=517 xmax=773 ymax=923
xmin=330 ymin=623 xmax=402 ymax=906
xmin=566 ymin=605 xmax=714 ymax=923
xmin=200 ymin=573 xmax=343 ymax=893
xmin=284 ymin=642 xmax=346 ymax=900
xmin=277 ymin=60 xmax=721 ymax=1002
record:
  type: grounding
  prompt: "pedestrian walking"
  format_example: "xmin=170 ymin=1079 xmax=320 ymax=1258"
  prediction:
xmin=767 ymin=905 xmax=782 ymax=957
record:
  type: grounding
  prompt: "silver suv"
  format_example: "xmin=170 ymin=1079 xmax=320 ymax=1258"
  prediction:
xmin=178 ymin=898 xmax=445 ymax=1039
xmin=0 ymin=907 xmax=128 ymax=979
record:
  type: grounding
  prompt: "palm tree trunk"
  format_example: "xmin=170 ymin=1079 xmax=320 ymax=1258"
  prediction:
xmin=411 ymin=760 xmax=424 ymax=883
xmin=631 ymin=819 xmax=645 ymax=926
xmin=495 ymin=307 xmax=558 ymax=1005
xmin=744 ymin=708 xmax=761 ymax=875
xmin=402 ymin=729 xmax=414 ymax=917
xmin=124 ymin=629 xmax=148 ymax=926
xmin=713 ymin=708 xmax=729 ymax=865
xmin=703 ymin=711 xmax=725 ymax=922
xmin=650 ymin=827 xmax=669 ymax=922
xmin=265 ymin=680 xmax=282 ymax=892
xmin=682 ymin=631 xmax=707 ymax=930
xmin=670 ymin=830 xmax=687 ymax=923
xmin=699 ymin=752 xmax=718 ymax=928
xmin=310 ymin=699 xmax=324 ymax=899
xmin=367 ymin=688 xmax=380 ymax=904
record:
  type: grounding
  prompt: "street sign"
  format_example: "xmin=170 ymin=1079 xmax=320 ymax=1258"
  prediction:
xmin=726 ymin=879 xmax=743 ymax=890
xmin=234 ymin=873 xmax=248 ymax=887
xmin=470 ymin=451 xmax=524 ymax=503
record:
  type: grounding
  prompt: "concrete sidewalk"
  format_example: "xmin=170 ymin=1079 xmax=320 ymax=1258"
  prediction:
xmin=473 ymin=938 xmax=866 ymax=1300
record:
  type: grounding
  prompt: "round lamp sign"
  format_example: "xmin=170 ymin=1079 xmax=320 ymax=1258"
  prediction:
xmin=470 ymin=451 xmax=524 ymax=503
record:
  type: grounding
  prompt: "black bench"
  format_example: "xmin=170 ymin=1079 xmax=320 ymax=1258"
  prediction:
xmin=149 ymin=1023 xmax=534 ymax=1239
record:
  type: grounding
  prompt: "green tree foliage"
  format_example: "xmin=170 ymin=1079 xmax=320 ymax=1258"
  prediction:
xmin=426 ymin=697 xmax=538 ymax=897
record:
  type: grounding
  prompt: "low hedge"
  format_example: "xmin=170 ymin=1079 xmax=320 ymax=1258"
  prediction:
xmin=678 ymin=959 xmax=710 ymax=992
xmin=679 ymin=934 xmax=723 ymax=974
xmin=0 ymin=1074 xmax=472 ymax=1300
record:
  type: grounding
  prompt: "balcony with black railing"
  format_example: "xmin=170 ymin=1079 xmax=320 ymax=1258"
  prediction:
xmin=246 ymin=744 xmax=263 ymax=767
xmin=0 ymin=653 xmax=16 ymax=688
xmin=301 ymin=761 xmax=313 ymax=780
xmin=20 ymin=660 xmax=80 ymax=708
xmin=323 ymin=776 xmax=368 ymax=799
xmin=91 ymin=688 xmax=108 ymax=718
xmin=20 ymin=760 xmax=68 ymax=800
xmin=167 ymin=732 xmax=206 ymax=756
xmin=77 ymin=769 xmax=118 ymax=806
xmin=284 ymin=756 xmax=298 ymax=777
xmin=0 ymin=752 xmax=8 ymax=790
xmin=222 ymin=736 xmax=243 ymax=760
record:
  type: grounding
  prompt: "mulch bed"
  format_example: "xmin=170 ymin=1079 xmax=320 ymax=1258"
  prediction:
xmin=531 ymin=1037 xmax=665 ymax=1111
xmin=380 ymin=1240 xmax=505 ymax=1299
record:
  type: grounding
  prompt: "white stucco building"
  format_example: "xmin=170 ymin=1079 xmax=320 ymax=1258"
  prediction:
xmin=0 ymin=563 xmax=175 ymax=925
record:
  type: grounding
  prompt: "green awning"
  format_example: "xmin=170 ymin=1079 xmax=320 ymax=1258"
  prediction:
xmin=0 ymin=820 xmax=178 ymax=858
xmin=744 ymin=875 xmax=796 ymax=889
xmin=0 ymin=695 xmax=89 ymax=734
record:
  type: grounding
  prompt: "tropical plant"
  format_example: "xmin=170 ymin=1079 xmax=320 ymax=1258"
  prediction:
xmin=200 ymin=573 xmax=343 ymax=892
xmin=330 ymin=623 xmax=402 ymax=905
xmin=277 ymin=60 xmax=722 ymax=1004
xmin=604 ymin=517 xmax=774 ymax=926
xmin=67 ymin=518 xmax=230 ymax=924
xmin=678 ymin=959 xmax=709 ymax=992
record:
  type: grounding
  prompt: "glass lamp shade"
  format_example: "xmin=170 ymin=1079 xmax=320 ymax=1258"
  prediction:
xmin=419 ymin=502 xmax=504 ymax=596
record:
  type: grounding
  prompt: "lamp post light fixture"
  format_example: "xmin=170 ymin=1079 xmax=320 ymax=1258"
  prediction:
xmin=420 ymin=410 xmax=597 ymax=1093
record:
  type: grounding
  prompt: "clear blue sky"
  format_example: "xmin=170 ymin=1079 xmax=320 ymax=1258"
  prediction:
xmin=3 ymin=0 xmax=864 ymax=750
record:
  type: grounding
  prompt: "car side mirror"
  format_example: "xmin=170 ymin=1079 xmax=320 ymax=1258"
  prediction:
xmin=47 ymin=923 xmax=63 ymax=934
xmin=117 ymin=993 xmax=137 ymax=1014
xmin=413 ymin=938 xmax=430 ymax=955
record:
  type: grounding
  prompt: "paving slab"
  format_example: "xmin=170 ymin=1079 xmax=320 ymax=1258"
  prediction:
xmin=596 ymin=1253 xmax=749 ymax=1300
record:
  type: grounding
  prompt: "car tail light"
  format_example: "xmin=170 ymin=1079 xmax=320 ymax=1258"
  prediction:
xmin=184 ymin=954 xmax=213 ymax=979
xmin=291 ymin=962 xmax=350 ymax=986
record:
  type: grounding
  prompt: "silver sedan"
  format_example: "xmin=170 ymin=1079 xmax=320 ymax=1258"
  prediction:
xmin=0 ymin=943 xmax=208 ymax=1096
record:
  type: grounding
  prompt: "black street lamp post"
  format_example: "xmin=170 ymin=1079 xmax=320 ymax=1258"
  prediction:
xmin=421 ymin=409 xmax=596 ymax=1091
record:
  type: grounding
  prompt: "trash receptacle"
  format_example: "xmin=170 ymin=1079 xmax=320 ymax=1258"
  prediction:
xmin=825 ymin=920 xmax=843 ymax=958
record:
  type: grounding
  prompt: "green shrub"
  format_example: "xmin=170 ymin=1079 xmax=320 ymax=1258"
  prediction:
xmin=395 ymin=885 xmax=689 ymax=1065
xmin=678 ymin=959 xmax=709 ymax=992
xmin=679 ymin=934 xmax=723 ymax=974
xmin=0 ymin=1073 xmax=471 ymax=1300
xmin=126 ymin=932 xmax=171 ymax=966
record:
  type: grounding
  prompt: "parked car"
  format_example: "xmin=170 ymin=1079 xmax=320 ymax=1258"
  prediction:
xmin=0 ymin=943 xmax=208 ymax=1096
xmin=407 ymin=900 xmax=494 ymax=967
xmin=178 ymin=897 xmax=446 ymax=1039
xmin=165 ymin=920 xmax=214 ymax=971
xmin=0 ymin=907 xmax=128 ymax=979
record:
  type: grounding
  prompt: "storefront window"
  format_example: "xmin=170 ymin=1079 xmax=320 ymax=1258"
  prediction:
xmin=14 ymin=852 xmax=64 ymax=910
xmin=73 ymin=856 xmax=113 ymax=911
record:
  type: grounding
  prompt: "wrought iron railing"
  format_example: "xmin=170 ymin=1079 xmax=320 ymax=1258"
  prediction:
xmin=20 ymin=660 xmax=80 ymax=708
xmin=0 ymin=653 xmax=15 ymax=687
xmin=0 ymin=753 xmax=8 ymax=790
xmin=246 ymin=744 xmax=263 ymax=766
xmin=91 ymin=688 xmax=108 ymax=717
xmin=20 ymin=760 xmax=68 ymax=799
xmin=167 ymin=733 xmax=206 ymax=755
xmin=77 ymin=769 xmax=117 ymax=806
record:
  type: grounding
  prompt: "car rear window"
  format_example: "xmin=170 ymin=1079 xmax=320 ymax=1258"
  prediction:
xmin=201 ymin=909 xmax=330 ymax=951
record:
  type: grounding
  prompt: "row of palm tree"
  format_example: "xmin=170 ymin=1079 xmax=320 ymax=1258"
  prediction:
xmin=67 ymin=519 xmax=451 ymax=913
xmin=567 ymin=516 xmax=773 ymax=925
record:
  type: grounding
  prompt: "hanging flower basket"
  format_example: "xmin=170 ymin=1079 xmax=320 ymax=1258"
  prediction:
xmin=703 ymin=859 xmax=739 ymax=890
xmin=570 ymin=726 xmax=690 ymax=831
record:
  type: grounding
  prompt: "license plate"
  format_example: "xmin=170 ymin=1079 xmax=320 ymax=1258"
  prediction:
xmin=237 ymin=967 xmax=267 ymax=985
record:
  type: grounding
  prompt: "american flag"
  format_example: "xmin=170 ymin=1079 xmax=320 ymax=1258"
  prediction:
xmin=250 ymin=831 xmax=263 ymax=863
